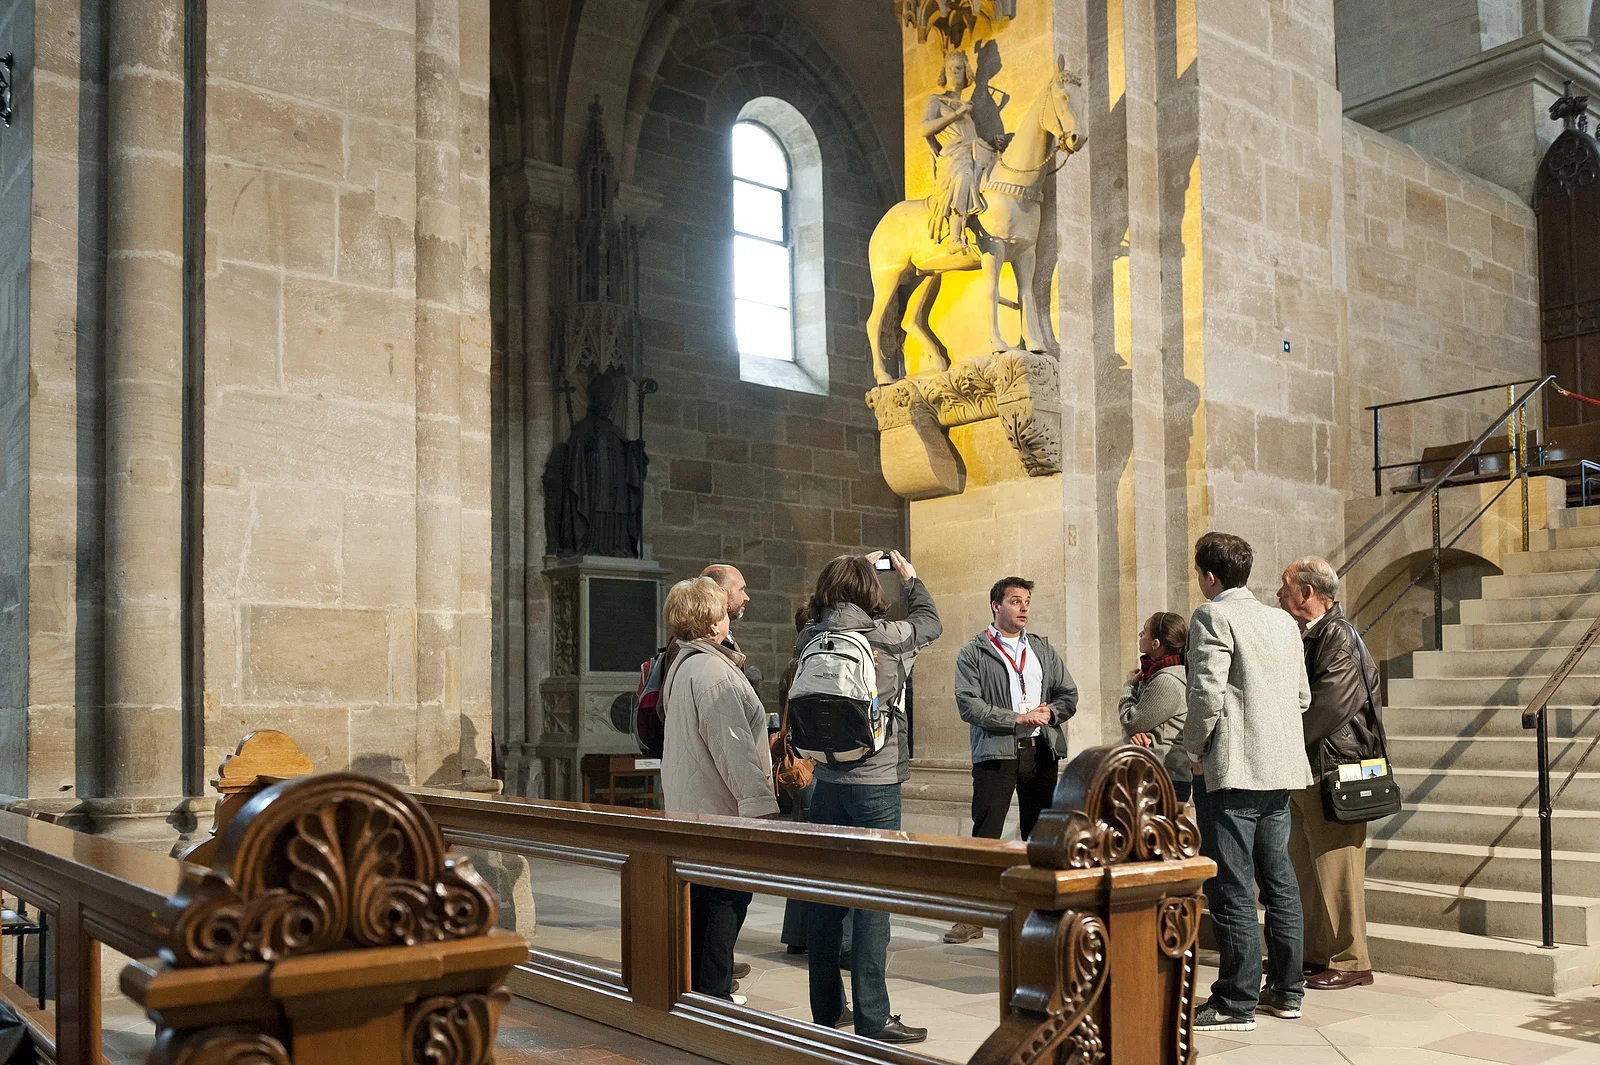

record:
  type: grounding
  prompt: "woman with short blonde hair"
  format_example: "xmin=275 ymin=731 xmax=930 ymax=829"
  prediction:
xmin=660 ymin=572 xmax=778 ymax=1004
xmin=663 ymin=576 xmax=728 ymax=642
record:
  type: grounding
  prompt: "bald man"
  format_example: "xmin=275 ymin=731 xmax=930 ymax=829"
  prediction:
xmin=702 ymin=564 xmax=749 ymax=626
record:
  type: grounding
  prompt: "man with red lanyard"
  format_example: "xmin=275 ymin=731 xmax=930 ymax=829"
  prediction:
xmin=946 ymin=576 xmax=1078 ymax=943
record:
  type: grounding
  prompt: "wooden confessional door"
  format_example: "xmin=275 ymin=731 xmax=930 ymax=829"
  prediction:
xmin=1535 ymin=110 xmax=1600 ymax=428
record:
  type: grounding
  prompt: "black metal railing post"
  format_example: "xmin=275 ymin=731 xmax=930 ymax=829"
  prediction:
xmin=1373 ymin=407 xmax=1383 ymax=497
xmin=1536 ymin=706 xmax=1555 ymax=949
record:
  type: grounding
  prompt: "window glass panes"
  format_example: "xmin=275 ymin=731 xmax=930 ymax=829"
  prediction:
xmin=734 ymin=235 xmax=791 ymax=308
xmin=736 ymin=300 xmax=793 ymax=361
xmin=732 ymin=122 xmax=789 ymax=189
xmin=733 ymin=180 xmax=785 ymax=242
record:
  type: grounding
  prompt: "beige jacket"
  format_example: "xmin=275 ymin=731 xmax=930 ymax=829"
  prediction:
xmin=661 ymin=640 xmax=780 ymax=819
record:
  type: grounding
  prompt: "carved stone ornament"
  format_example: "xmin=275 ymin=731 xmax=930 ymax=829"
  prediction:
xmin=865 ymin=351 xmax=1061 ymax=498
xmin=1026 ymin=745 xmax=1201 ymax=871
xmin=150 ymin=1026 xmax=290 ymax=1065
xmin=550 ymin=578 xmax=578 ymax=675
xmin=894 ymin=0 xmax=1016 ymax=48
xmin=404 ymin=989 xmax=512 ymax=1065
xmin=971 ymin=909 xmax=1108 ymax=1065
xmin=163 ymin=773 xmax=499 ymax=966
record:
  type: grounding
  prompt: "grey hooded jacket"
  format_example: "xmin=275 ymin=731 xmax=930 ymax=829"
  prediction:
xmin=1119 ymin=664 xmax=1191 ymax=783
xmin=795 ymin=577 xmax=942 ymax=786
xmin=955 ymin=630 xmax=1078 ymax=763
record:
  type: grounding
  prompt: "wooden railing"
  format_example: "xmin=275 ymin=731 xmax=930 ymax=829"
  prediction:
xmin=413 ymin=743 xmax=1214 ymax=1065
xmin=0 ymin=768 xmax=522 ymax=1065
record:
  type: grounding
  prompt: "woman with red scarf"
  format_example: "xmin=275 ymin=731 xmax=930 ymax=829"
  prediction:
xmin=1119 ymin=612 xmax=1192 ymax=801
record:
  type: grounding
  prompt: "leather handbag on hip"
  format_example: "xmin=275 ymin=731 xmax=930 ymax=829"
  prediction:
xmin=1320 ymin=622 xmax=1402 ymax=825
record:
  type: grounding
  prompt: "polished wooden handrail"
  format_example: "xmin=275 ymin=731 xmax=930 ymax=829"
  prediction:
xmin=0 ymin=808 xmax=179 ymax=1063
xmin=410 ymin=743 xmax=1214 ymax=1065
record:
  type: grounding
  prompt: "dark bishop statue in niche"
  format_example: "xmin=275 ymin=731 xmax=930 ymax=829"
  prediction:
xmin=544 ymin=368 xmax=647 ymax=558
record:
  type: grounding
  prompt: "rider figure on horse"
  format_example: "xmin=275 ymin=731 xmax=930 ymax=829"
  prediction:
xmin=921 ymin=50 xmax=1008 ymax=255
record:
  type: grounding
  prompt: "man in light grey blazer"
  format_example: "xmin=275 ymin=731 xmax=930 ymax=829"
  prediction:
xmin=1183 ymin=532 xmax=1315 ymax=1033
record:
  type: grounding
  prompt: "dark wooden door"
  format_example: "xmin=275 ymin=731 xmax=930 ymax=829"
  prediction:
xmin=1535 ymin=112 xmax=1600 ymax=428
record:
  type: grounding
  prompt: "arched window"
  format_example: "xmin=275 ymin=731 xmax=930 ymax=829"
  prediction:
xmin=732 ymin=121 xmax=793 ymax=361
xmin=731 ymin=98 xmax=827 ymax=394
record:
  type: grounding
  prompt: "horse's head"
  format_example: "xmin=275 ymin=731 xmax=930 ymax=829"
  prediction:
xmin=1042 ymin=55 xmax=1085 ymax=155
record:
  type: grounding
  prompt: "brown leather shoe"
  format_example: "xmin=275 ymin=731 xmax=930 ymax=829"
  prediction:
xmin=1305 ymin=968 xmax=1374 ymax=990
xmin=943 ymin=922 xmax=984 ymax=944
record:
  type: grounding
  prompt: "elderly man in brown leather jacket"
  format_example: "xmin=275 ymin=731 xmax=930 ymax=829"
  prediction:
xmin=1277 ymin=556 xmax=1384 ymax=991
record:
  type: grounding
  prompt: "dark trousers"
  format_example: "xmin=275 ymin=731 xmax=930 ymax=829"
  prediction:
xmin=971 ymin=737 xmax=1059 ymax=840
xmin=779 ymin=782 xmax=854 ymax=953
xmin=689 ymin=885 xmax=751 ymax=999
xmin=1193 ymin=776 xmax=1304 ymax=1017
xmin=806 ymin=780 xmax=901 ymax=1034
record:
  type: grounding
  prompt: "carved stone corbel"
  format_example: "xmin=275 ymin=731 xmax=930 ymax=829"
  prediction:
xmin=864 ymin=351 xmax=1063 ymax=499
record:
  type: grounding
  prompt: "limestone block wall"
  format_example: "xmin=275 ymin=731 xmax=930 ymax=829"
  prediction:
xmin=0 ymin=0 xmax=31 ymax=798
xmin=1342 ymin=121 xmax=1541 ymax=494
xmin=199 ymin=0 xmax=492 ymax=787
xmin=631 ymin=1 xmax=904 ymax=697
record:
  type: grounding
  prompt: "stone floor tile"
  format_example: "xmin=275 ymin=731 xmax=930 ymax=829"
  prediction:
xmin=1419 ymin=1031 xmax=1576 ymax=1063
xmin=1338 ymin=1050 xmax=1516 ymax=1064
xmin=1318 ymin=1010 xmax=1473 ymax=1047
xmin=1205 ymin=1044 xmax=1349 ymax=1063
xmin=1194 ymin=1034 xmax=1248 ymax=1056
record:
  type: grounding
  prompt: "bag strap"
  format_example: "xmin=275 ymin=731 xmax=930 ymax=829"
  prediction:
xmin=1341 ymin=618 xmax=1390 ymax=764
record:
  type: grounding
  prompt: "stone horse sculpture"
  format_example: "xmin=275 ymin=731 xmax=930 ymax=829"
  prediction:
xmin=867 ymin=59 xmax=1084 ymax=385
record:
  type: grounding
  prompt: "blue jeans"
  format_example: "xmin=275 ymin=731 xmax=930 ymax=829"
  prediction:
xmin=806 ymin=780 xmax=900 ymax=1033
xmin=1194 ymin=776 xmax=1304 ymax=1017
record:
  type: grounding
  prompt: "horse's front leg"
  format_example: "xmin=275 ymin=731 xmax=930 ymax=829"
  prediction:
xmin=1012 ymin=243 xmax=1049 ymax=352
xmin=981 ymin=246 xmax=1009 ymax=352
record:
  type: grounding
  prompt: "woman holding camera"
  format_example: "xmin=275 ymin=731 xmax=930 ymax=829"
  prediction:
xmin=1118 ymin=611 xmax=1192 ymax=800
xmin=797 ymin=550 xmax=940 ymax=1045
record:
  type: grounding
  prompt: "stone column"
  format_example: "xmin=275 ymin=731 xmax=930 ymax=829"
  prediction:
xmin=517 ymin=163 xmax=571 ymax=798
xmin=415 ymin=0 xmax=469 ymax=786
xmin=101 ymin=0 xmax=186 ymax=804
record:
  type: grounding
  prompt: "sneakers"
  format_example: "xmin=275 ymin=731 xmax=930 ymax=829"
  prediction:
xmin=860 ymin=1016 xmax=927 ymax=1044
xmin=1257 ymin=989 xmax=1302 ymax=1019
xmin=833 ymin=1007 xmax=854 ymax=1029
xmin=1193 ymin=1004 xmax=1256 ymax=1032
xmin=731 ymin=993 xmax=748 ymax=1006
xmin=943 ymin=922 xmax=984 ymax=944
xmin=732 ymin=962 xmax=751 ymax=979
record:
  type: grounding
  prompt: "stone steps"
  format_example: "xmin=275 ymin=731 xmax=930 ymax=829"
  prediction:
xmin=1444 ymin=616 xmax=1600 ymax=650
xmin=1392 ymin=767 xmax=1600 ymax=809
xmin=1364 ymin=877 xmax=1600 ymax=946
xmin=1387 ymin=734 xmax=1600 ymax=771
xmin=1460 ymin=590 xmax=1600 ymax=624
xmin=1374 ymin=802 xmax=1600 ymax=851
xmin=1543 ymin=523 xmax=1600 ymax=550
xmin=1366 ymin=920 xmax=1600 ymax=994
xmin=1412 ymin=645 xmax=1600 ymax=677
xmin=1483 ymin=569 xmax=1600 ymax=599
xmin=1388 ymin=673 xmax=1600 ymax=705
xmin=1366 ymin=837 xmax=1600 ymax=895
xmin=1385 ymin=705 xmax=1600 ymax=738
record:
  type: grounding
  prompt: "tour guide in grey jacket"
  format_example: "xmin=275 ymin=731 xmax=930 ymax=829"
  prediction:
xmin=955 ymin=634 xmax=1078 ymax=764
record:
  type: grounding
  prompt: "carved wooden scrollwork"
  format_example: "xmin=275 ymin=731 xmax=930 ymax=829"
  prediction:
xmin=972 ymin=910 xmax=1108 ymax=1065
xmin=1158 ymin=896 xmax=1203 ymax=1064
xmin=1027 ymin=745 xmax=1201 ymax=869
xmin=164 ymin=773 xmax=499 ymax=966
xmin=404 ymin=989 xmax=511 ymax=1065
xmin=151 ymin=1026 xmax=290 ymax=1065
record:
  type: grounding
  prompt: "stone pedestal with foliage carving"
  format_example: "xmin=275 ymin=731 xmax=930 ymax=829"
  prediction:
xmin=866 ymin=351 xmax=1063 ymax=500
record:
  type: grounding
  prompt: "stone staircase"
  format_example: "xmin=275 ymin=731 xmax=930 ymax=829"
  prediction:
xmin=1375 ymin=504 xmax=1600 ymax=993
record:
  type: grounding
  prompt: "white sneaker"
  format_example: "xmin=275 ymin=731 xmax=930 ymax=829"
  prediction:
xmin=731 ymin=993 xmax=748 ymax=1006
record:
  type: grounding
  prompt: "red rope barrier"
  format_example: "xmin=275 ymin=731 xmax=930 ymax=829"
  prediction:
xmin=1554 ymin=383 xmax=1600 ymax=410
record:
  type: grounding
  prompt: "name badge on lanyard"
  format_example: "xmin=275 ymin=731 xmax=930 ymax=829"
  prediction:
xmin=988 ymin=630 xmax=1028 ymax=699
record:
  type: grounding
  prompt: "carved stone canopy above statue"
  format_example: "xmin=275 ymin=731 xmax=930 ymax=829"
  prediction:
xmin=894 ymin=0 xmax=1016 ymax=48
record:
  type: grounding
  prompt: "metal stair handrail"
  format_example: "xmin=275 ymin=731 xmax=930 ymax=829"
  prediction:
xmin=1341 ymin=377 xmax=1555 ymax=649
xmin=1521 ymin=612 xmax=1600 ymax=950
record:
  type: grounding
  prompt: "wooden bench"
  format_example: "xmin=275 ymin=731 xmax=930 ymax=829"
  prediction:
xmin=0 ymin=766 xmax=522 ymax=1065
